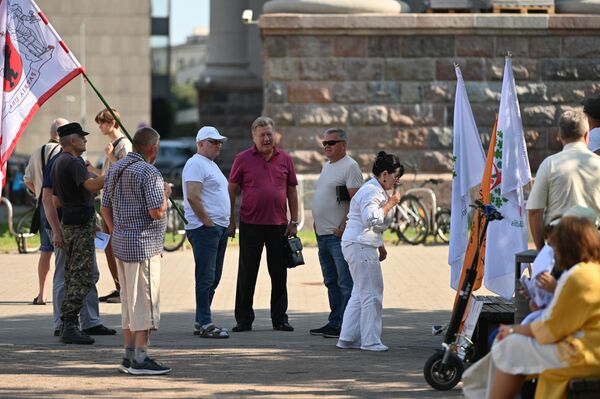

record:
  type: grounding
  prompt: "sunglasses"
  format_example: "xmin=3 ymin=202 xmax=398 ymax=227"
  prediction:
xmin=322 ymin=140 xmax=344 ymax=147
xmin=206 ymin=139 xmax=223 ymax=145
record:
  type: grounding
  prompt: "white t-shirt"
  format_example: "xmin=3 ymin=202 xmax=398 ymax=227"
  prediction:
xmin=312 ymin=155 xmax=363 ymax=236
xmin=587 ymin=127 xmax=600 ymax=153
xmin=182 ymin=154 xmax=230 ymax=229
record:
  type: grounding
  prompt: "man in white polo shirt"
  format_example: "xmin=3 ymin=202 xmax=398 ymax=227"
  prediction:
xmin=526 ymin=110 xmax=600 ymax=250
xmin=182 ymin=126 xmax=231 ymax=338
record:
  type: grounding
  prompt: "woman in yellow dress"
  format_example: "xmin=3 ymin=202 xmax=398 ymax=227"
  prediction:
xmin=463 ymin=215 xmax=600 ymax=399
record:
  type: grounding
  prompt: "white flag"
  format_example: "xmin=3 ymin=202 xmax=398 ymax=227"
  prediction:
xmin=484 ymin=57 xmax=532 ymax=299
xmin=448 ymin=66 xmax=486 ymax=290
xmin=0 ymin=0 xmax=82 ymax=192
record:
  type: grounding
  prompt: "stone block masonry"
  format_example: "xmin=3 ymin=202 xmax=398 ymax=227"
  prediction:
xmin=260 ymin=14 xmax=600 ymax=175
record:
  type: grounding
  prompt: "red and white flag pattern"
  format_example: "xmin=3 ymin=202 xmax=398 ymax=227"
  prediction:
xmin=0 ymin=0 xmax=82 ymax=193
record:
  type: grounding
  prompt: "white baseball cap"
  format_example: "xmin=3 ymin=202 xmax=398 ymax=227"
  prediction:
xmin=196 ymin=126 xmax=228 ymax=142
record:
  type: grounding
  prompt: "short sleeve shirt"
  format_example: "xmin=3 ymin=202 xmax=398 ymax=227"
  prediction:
xmin=101 ymin=136 xmax=133 ymax=176
xmin=312 ymin=155 xmax=363 ymax=235
xmin=51 ymin=152 xmax=95 ymax=210
xmin=182 ymin=154 xmax=230 ymax=229
xmin=229 ymin=146 xmax=298 ymax=225
xmin=23 ymin=141 xmax=61 ymax=197
xmin=102 ymin=152 xmax=166 ymax=263
xmin=526 ymin=142 xmax=600 ymax=225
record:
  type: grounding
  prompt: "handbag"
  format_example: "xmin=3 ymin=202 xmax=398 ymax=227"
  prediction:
xmin=336 ymin=185 xmax=351 ymax=203
xmin=285 ymin=235 xmax=305 ymax=268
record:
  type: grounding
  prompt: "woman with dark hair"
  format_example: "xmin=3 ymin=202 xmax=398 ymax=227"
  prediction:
xmin=463 ymin=216 xmax=600 ymax=399
xmin=336 ymin=151 xmax=403 ymax=352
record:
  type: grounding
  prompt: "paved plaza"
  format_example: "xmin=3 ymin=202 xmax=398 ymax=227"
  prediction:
xmin=0 ymin=243 xmax=473 ymax=398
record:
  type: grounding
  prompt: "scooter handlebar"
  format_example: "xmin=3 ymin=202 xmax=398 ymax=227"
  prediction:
xmin=471 ymin=200 xmax=504 ymax=221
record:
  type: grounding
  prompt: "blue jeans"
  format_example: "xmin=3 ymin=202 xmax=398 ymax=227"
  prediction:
xmin=317 ymin=234 xmax=353 ymax=328
xmin=186 ymin=225 xmax=228 ymax=327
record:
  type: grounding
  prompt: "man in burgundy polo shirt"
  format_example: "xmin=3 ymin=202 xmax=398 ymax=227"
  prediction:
xmin=228 ymin=116 xmax=299 ymax=332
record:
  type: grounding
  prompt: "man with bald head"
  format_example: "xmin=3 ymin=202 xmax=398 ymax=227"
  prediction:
xmin=24 ymin=118 xmax=68 ymax=305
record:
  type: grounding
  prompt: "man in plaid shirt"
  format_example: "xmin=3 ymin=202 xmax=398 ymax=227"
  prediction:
xmin=101 ymin=127 xmax=172 ymax=376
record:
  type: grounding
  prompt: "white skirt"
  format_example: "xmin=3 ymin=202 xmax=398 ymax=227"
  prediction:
xmin=462 ymin=334 xmax=566 ymax=399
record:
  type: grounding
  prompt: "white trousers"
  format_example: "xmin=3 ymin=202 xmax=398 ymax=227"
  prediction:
xmin=339 ymin=243 xmax=384 ymax=348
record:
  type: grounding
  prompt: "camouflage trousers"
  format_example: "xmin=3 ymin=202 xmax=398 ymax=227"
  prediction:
xmin=61 ymin=217 xmax=95 ymax=322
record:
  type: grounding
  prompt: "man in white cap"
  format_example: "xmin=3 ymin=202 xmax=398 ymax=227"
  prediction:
xmin=182 ymin=126 xmax=230 ymax=338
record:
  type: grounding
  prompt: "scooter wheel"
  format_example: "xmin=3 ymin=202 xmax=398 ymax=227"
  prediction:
xmin=423 ymin=351 xmax=464 ymax=391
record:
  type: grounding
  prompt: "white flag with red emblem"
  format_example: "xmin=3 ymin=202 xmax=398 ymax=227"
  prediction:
xmin=0 ymin=0 xmax=82 ymax=193
xmin=484 ymin=57 xmax=532 ymax=298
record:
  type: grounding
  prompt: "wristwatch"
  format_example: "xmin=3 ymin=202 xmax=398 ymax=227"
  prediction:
xmin=290 ymin=220 xmax=299 ymax=225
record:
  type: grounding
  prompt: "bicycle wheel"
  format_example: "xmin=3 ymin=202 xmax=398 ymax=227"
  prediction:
xmin=395 ymin=195 xmax=429 ymax=245
xmin=15 ymin=208 xmax=40 ymax=253
xmin=163 ymin=201 xmax=186 ymax=252
xmin=435 ymin=208 xmax=451 ymax=244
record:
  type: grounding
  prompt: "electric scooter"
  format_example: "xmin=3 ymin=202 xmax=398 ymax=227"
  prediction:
xmin=423 ymin=200 xmax=503 ymax=390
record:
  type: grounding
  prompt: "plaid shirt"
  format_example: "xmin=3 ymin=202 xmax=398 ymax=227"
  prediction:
xmin=102 ymin=152 xmax=166 ymax=263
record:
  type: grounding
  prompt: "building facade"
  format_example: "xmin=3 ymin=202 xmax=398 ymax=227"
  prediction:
xmin=14 ymin=0 xmax=151 ymax=164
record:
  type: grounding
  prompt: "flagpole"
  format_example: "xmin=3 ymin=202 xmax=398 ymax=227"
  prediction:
xmin=81 ymin=71 xmax=188 ymax=224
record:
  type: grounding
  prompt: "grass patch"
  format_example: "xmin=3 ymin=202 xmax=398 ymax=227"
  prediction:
xmin=0 ymin=223 xmax=410 ymax=253
xmin=0 ymin=223 xmax=40 ymax=253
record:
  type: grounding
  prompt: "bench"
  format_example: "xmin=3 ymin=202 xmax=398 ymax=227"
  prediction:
xmin=472 ymin=295 xmax=514 ymax=362
xmin=568 ymin=379 xmax=600 ymax=398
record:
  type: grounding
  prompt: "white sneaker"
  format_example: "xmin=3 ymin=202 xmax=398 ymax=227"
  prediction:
xmin=360 ymin=343 xmax=389 ymax=352
xmin=336 ymin=339 xmax=361 ymax=349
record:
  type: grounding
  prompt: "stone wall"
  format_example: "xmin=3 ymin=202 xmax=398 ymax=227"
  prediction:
xmin=260 ymin=14 xmax=600 ymax=176
xmin=196 ymin=79 xmax=263 ymax=175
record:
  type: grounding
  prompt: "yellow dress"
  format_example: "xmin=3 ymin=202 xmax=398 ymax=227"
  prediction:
xmin=530 ymin=261 xmax=600 ymax=399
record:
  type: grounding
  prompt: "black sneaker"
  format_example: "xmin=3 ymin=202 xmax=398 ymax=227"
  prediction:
xmin=310 ymin=324 xmax=339 ymax=337
xmin=128 ymin=357 xmax=171 ymax=375
xmin=118 ymin=358 xmax=131 ymax=374
xmin=323 ymin=326 xmax=341 ymax=338
xmin=83 ymin=324 xmax=117 ymax=335
xmin=99 ymin=290 xmax=120 ymax=303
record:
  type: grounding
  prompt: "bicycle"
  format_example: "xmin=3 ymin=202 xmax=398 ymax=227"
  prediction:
xmin=1 ymin=196 xmax=40 ymax=253
xmin=163 ymin=198 xmax=186 ymax=252
xmin=389 ymin=163 xmax=451 ymax=245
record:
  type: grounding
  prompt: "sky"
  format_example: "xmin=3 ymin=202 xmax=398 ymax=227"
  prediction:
xmin=153 ymin=0 xmax=210 ymax=46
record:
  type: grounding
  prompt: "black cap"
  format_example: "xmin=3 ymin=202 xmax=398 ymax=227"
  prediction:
xmin=582 ymin=94 xmax=600 ymax=120
xmin=57 ymin=122 xmax=90 ymax=138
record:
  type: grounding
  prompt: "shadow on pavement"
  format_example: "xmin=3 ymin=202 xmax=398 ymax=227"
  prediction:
xmin=0 ymin=308 xmax=462 ymax=398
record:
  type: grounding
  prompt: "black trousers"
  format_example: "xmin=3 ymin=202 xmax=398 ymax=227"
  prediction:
xmin=235 ymin=222 xmax=288 ymax=326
